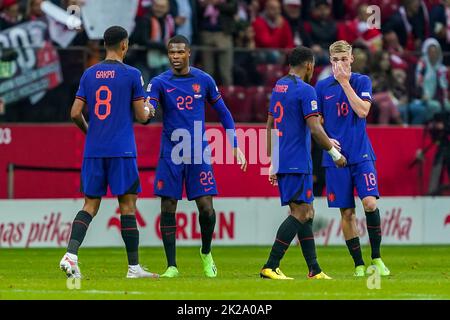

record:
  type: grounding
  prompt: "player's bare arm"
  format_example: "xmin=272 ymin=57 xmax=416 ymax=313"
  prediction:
xmin=266 ymin=114 xmax=277 ymax=185
xmin=133 ymin=97 xmax=155 ymax=123
xmin=211 ymin=95 xmax=247 ymax=172
xmin=306 ymin=115 xmax=347 ymax=168
xmin=333 ymin=62 xmax=371 ymax=118
xmin=70 ymin=98 xmax=88 ymax=134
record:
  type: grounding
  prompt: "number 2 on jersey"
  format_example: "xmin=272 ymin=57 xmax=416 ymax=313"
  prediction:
xmin=95 ymin=86 xmax=112 ymax=120
xmin=273 ymin=101 xmax=284 ymax=137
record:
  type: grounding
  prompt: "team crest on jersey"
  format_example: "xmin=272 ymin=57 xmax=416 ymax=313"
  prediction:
xmin=192 ymin=83 xmax=201 ymax=93
xmin=327 ymin=192 xmax=336 ymax=202
xmin=311 ymin=100 xmax=318 ymax=111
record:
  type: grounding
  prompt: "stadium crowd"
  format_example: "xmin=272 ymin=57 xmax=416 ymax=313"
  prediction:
xmin=0 ymin=0 xmax=449 ymax=125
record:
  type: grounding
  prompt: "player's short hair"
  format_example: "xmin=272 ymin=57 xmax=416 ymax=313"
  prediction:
xmin=329 ymin=40 xmax=352 ymax=55
xmin=103 ymin=26 xmax=128 ymax=49
xmin=167 ymin=35 xmax=190 ymax=49
xmin=288 ymin=46 xmax=314 ymax=67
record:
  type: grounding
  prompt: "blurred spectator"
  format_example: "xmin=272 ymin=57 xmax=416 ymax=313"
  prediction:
xmin=26 ymin=0 xmax=44 ymax=21
xmin=337 ymin=3 xmax=383 ymax=53
xmin=253 ymin=0 xmax=294 ymax=49
xmin=0 ymin=0 xmax=22 ymax=30
xmin=198 ymin=0 xmax=237 ymax=86
xmin=247 ymin=0 xmax=261 ymax=22
xmin=174 ymin=0 xmax=196 ymax=43
xmin=351 ymin=46 xmax=370 ymax=74
xmin=383 ymin=0 xmax=430 ymax=51
xmin=383 ymin=30 xmax=417 ymax=69
xmin=137 ymin=0 xmax=152 ymax=17
xmin=412 ymin=38 xmax=450 ymax=122
xmin=303 ymin=0 xmax=337 ymax=65
xmin=233 ymin=21 xmax=263 ymax=86
xmin=282 ymin=0 xmax=308 ymax=46
xmin=430 ymin=0 xmax=450 ymax=64
xmin=130 ymin=0 xmax=175 ymax=80
xmin=371 ymin=51 xmax=405 ymax=124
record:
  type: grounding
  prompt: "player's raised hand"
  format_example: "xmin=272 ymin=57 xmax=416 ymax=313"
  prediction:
xmin=330 ymin=138 xmax=341 ymax=152
xmin=233 ymin=147 xmax=247 ymax=172
xmin=333 ymin=61 xmax=351 ymax=84
xmin=334 ymin=154 xmax=347 ymax=168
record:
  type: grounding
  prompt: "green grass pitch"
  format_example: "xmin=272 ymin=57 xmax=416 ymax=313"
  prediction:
xmin=0 ymin=245 xmax=449 ymax=300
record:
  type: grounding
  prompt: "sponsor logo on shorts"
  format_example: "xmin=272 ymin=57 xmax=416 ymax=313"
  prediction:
xmin=306 ymin=189 xmax=313 ymax=199
xmin=157 ymin=180 xmax=164 ymax=190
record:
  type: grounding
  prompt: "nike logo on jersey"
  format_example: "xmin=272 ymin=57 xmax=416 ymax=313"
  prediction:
xmin=204 ymin=187 xmax=214 ymax=192
xmin=166 ymin=88 xmax=177 ymax=93
xmin=325 ymin=95 xmax=335 ymax=100
xmin=367 ymin=187 xmax=376 ymax=191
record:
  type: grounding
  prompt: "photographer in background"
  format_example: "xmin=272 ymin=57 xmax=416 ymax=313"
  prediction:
xmin=427 ymin=111 xmax=450 ymax=195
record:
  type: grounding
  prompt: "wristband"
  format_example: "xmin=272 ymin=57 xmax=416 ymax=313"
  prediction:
xmin=327 ymin=146 xmax=342 ymax=161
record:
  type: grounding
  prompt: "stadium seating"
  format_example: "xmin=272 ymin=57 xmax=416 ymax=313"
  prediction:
xmin=219 ymin=86 xmax=254 ymax=122
xmin=256 ymin=64 xmax=287 ymax=88
xmin=248 ymin=86 xmax=272 ymax=123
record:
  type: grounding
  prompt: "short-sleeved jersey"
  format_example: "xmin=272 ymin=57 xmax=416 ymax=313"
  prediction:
xmin=146 ymin=67 xmax=221 ymax=160
xmin=76 ymin=60 xmax=145 ymax=158
xmin=316 ymin=73 xmax=376 ymax=167
xmin=268 ymin=75 xmax=320 ymax=174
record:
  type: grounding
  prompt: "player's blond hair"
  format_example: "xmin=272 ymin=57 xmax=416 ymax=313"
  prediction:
xmin=329 ymin=40 xmax=352 ymax=55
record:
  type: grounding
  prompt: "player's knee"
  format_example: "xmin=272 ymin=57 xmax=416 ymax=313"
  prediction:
xmin=341 ymin=210 xmax=355 ymax=223
xmin=196 ymin=197 xmax=214 ymax=216
xmin=82 ymin=201 xmax=100 ymax=217
xmin=161 ymin=197 xmax=177 ymax=213
xmin=119 ymin=203 xmax=136 ymax=215
xmin=198 ymin=206 xmax=214 ymax=217
xmin=362 ymin=198 xmax=377 ymax=212
xmin=291 ymin=206 xmax=313 ymax=224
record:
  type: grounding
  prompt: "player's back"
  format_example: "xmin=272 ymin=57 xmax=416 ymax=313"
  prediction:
xmin=77 ymin=60 xmax=144 ymax=158
xmin=269 ymin=75 xmax=319 ymax=174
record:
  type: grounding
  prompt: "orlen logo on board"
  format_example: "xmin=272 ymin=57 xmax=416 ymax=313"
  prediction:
xmin=445 ymin=214 xmax=450 ymax=227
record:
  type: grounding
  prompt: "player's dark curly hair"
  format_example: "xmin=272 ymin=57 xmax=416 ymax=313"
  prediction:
xmin=288 ymin=46 xmax=314 ymax=67
xmin=167 ymin=35 xmax=190 ymax=48
xmin=103 ymin=26 xmax=128 ymax=49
